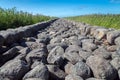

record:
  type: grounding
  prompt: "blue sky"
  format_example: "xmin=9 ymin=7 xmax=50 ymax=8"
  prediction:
xmin=0 ymin=0 xmax=120 ymax=17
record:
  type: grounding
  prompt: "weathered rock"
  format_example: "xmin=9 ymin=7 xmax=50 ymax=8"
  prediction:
xmin=81 ymin=39 xmax=97 ymax=52
xmin=65 ymin=74 xmax=84 ymax=80
xmin=79 ymin=50 xmax=92 ymax=60
xmin=92 ymin=47 xmax=111 ymax=60
xmin=15 ymin=47 xmax=31 ymax=60
xmin=115 ymin=37 xmax=120 ymax=46
xmin=0 ymin=60 xmax=29 ymax=80
xmin=64 ymin=45 xmax=84 ymax=64
xmin=1 ymin=46 xmax=20 ymax=64
xmin=65 ymin=62 xmax=74 ymax=74
xmin=37 ymin=34 xmax=50 ymax=44
xmin=25 ymin=78 xmax=43 ymax=80
xmin=47 ymin=46 xmax=64 ymax=65
xmin=106 ymin=45 xmax=118 ymax=52
xmin=0 ymin=30 xmax=15 ymax=45
xmin=47 ymin=65 xmax=66 ymax=80
xmin=25 ymin=37 xmax=36 ymax=42
xmin=86 ymin=55 xmax=117 ymax=80
xmin=86 ymin=78 xmax=105 ymax=80
xmin=23 ymin=64 xmax=49 ymax=80
xmin=94 ymin=28 xmax=108 ymax=40
xmin=107 ymin=30 xmax=120 ymax=44
xmin=31 ymin=61 xmax=43 ymax=69
xmin=47 ymin=43 xmax=68 ymax=52
xmin=71 ymin=61 xmax=91 ymax=79
xmin=21 ymin=41 xmax=46 ymax=50
xmin=110 ymin=57 xmax=120 ymax=70
xmin=50 ymin=36 xmax=62 ymax=44
xmin=26 ymin=48 xmax=47 ymax=64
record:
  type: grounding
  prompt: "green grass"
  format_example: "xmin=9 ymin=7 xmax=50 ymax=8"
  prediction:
xmin=0 ymin=7 xmax=52 ymax=30
xmin=65 ymin=14 xmax=120 ymax=29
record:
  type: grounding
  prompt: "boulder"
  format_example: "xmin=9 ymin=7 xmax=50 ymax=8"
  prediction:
xmin=0 ymin=60 xmax=29 ymax=80
xmin=25 ymin=48 xmax=47 ymax=64
xmin=50 ymin=36 xmax=62 ymax=44
xmin=21 ymin=41 xmax=46 ymax=50
xmin=65 ymin=62 xmax=74 ymax=74
xmin=94 ymin=28 xmax=108 ymax=40
xmin=86 ymin=78 xmax=105 ymax=80
xmin=110 ymin=57 xmax=120 ymax=70
xmin=64 ymin=45 xmax=84 ymax=64
xmin=47 ymin=65 xmax=66 ymax=80
xmin=1 ymin=46 xmax=20 ymax=64
xmin=92 ymin=47 xmax=111 ymax=60
xmin=107 ymin=30 xmax=120 ymax=44
xmin=15 ymin=47 xmax=31 ymax=60
xmin=65 ymin=74 xmax=84 ymax=80
xmin=86 ymin=55 xmax=117 ymax=80
xmin=23 ymin=64 xmax=49 ymax=80
xmin=47 ymin=46 xmax=64 ymax=65
xmin=81 ymin=39 xmax=97 ymax=52
xmin=71 ymin=61 xmax=91 ymax=79
xmin=25 ymin=78 xmax=43 ymax=80
xmin=115 ymin=37 xmax=120 ymax=46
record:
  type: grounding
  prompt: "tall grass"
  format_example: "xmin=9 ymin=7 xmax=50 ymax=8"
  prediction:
xmin=0 ymin=7 xmax=52 ymax=30
xmin=65 ymin=14 xmax=120 ymax=29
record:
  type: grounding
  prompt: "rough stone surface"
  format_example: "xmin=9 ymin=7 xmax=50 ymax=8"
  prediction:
xmin=0 ymin=60 xmax=29 ymax=80
xmin=23 ymin=64 xmax=49 ymax=80
xmin=65 ymin=74 xmax=84 ymax=80
xmin=47 ymin=65 xmax=66 ymax=80
xmin=71 ymin=61 xmax=91 ymax=79
xmin=86 ymin=55 xmax=117 ymax=80
xmin=47 ymin=46 xmax=64 ymax=65
xmin=0 ymin=19 xmax=120 ymax=80
xmin=64 ymin=45 xmax=84 ymax=64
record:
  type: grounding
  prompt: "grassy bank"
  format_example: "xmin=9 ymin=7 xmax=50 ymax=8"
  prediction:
xmin=65 ymin=14 xmax=120 ymax=29
xmin=0 ymin=7 xmax=52 ymax=30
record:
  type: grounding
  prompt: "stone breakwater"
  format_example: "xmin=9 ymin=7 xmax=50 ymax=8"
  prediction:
xmin=0 ymin=19 xmax=120 ymax=80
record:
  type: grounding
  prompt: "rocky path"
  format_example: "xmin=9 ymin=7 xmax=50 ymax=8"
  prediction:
xmin=0 ymin=19 xmax=120 ymax=80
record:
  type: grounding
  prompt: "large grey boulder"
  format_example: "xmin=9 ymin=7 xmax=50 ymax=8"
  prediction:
xmin=15 ymin=47 xmax=31 ymax=60
xmin=115 ymin=37 xmax=120 ymax=46
xmin=110 ymin=57 xmax=120 ymax=70
xmin=92 ymin=47 xmax=111 ymax=60
xmin=21 ymin=41 xmax=46 ymax=50
xmin=64 ymin=45 xmax=84 ymax=64
xmin=50 ymin=36 xmax=62 ymax=44
xmin=0 ymin=60 xmax=29 ymax=80
xmin=47 ymin=65 xmax=66 ymax=80
xmin=25 ymin=78 xmax=43 ymax=80
xmin=26 ymin=48 xmax=47 ymax=64
xmin=107 ymin=30 xmax=120 ymax=44
xmin=47 ymin=46 xmax=64 ymax=65
xmin=37 ymin=34 xmax=50 ymax=44
xmin=65 ymin=62 xmax=74 ymax=74
xmin=23 ymin=64 xmax=49 ymax=80
xmin=0 ymin=30 xmax=15 ymax=45
xmin=81 ymin=39 xmax=97 ymax=52
xmin=1 ymin=46 xmax=20 ymax=64
xmin=47 ymin=43 xmax=68 ymax=52
xmin=65 ymin=74 xmax=84 ymax=80
xmin=86 ymin=55 xmax=117 ymax=80
xmin=93 ymin=28 xmax=108 ymax=40
xmin=71 ymin=61 xmax=91 ymax=79
xmin=86 ymin=78 xmax=105 ymax=80
xmin=79 ymin=50 xmax=92 ymax=60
